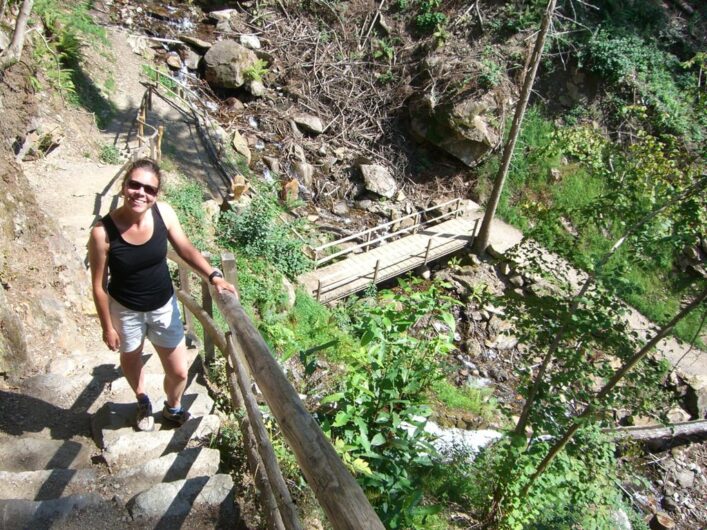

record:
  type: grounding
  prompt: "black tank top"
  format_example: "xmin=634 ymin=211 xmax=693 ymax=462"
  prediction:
xmin=102 ymin=204 xmax=173 ymax=311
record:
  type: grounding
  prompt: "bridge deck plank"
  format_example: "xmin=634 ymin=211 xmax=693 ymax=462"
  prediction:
xmin=298 ymin=215 xmax=478 ymax=303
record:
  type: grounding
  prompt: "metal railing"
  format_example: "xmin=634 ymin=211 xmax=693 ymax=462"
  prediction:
xmin=312 ymin=198 xmax=466 ymax=268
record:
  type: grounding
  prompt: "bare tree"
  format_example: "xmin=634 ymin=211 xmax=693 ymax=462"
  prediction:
xmin=473 ymin=0 xmax=557 ymax=254
xmin=0 ymin=0 xmax=34 ymax=70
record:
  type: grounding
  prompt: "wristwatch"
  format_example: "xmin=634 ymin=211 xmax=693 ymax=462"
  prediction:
xmin=208 ymin=269 xmax=224 ymax=284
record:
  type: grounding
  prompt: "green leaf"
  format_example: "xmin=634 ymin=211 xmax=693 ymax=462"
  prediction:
xmin=371 ymin=433 xmax=386 ymax=446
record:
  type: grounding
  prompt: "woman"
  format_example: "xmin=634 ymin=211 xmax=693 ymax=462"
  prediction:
xmin=89 ymin=158 xmax=236 ymax=431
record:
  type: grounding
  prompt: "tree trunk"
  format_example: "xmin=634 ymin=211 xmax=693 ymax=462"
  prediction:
xmin=473 ymin=0 xmax=556 ymax=255
xmin=0 ymin=0 xmax=34 ymax=70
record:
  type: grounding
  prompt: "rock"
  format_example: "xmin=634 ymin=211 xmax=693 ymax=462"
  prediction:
xmin=240 ymin=34 xmax=261 ymax=49
xmin=499 ymin=262 xmax=511 ymax=276
xmin=355 ymin=199 xmax=373 ymax=210
xmin=418 ymin=266 xmax=431 ymax=280
xmin=183 ymin=49 xmax=202 ymax=70
xmin=128 ymin=474 xmax=234 ymax=523
xmin=509 ymin=275 xmax=524 ymax=287
xmin=409 ymin=91 xmax=503 ymax=167
xmin=165 ymin=53 xmax=182 ymax=70
xmin=628 ymin=415 xmax=659 ymax=427
xmin=281 ymin=277 xmax=296 ymax=309
xmin=495 ymin=334 xmax=518 ymax=351
xmin=293 ymin=114 xmax=325 ymax=135
xmin=666 ymin=407 xmax=691 ymax=423
xmin=611 ymin=509 xmax=632 ymax=530
xmin=247 ymin=79 xmax=266 ymax=97
xmin=208 ymin=9 xmax=237 ymax=24
xmin=332 ymin=201 xmax=349 ymax=216
xmin=0 ymin=28 xmax=10 ymax=51
xmin=360 ymin=164 xmax=397 ymax=199
xmin=262 ymin=156 xmax=280 ymax=173
xmin=465 ymin=338 xmax=483 ymax=357
xmin=549 ymin=167 xmax=561 ymax=182
xmin=224 ymin=96 xmax=244 ymax=111
xmin=685 ymin=374 xmax=707 ymax=419
xmin=126 ymin=35 xmax=154 ymax=60
xmin=675 ymin=469 xmax=694 ymax=489
xmin=231 ymin=130 xmax=251 ymax=166
xmin=180 ymin=35 xmax=211 ymax=50
xmin=204 ymin=40 xmax=259 ymax=89
xmin=661 ymin=496 xmax=679 ymax=513
xmin=650 ymin=512 xmax=675 ymax=530
xmin=292 ymin=161 xmax=314 ymax=187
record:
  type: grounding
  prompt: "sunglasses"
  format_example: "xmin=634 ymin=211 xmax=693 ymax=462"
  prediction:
xmin=126 ymin=180 xmax=159 ymax=196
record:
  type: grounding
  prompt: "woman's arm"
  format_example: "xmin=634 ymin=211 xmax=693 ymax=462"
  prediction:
xmin=88 ymin=223 xmax=121 ymax=351
xmin=158 ymin=202 xmax=237 ymax=295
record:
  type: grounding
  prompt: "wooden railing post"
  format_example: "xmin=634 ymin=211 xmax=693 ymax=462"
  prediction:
xmin=178 ymin=265 xmax=197 ymax=347
xmin=365 ymin=230 xmax=372 ymax=251
xmin=224 ymin=357 xmax=286 ymax=530
xmin=138 ymin=107 xmax=145 ymax=147
xmin=201 ymin=252 xmax=215 ymax=363
xmin=424 ymin=238 xmax=433 ymax=264
xmin=226 ymin=333 xmax=302 ymax=530
xmin=413 ymin=212 xmax=421 ymax=234
xmin=316 ymin=279 xmax=322 ymax=302
xmin=156 ymin=125 xmax=164 ymax=162
xmin=372 ymin=259 xmax=381 ymax=284
xmin=222 ymin=252 xmax=238 ymax=292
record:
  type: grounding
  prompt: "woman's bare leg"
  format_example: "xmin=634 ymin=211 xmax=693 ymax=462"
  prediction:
xmin=154 ymin=340 xmax=188 ymax=409
xmin=120 ymin=342 xmax=147 ymax=399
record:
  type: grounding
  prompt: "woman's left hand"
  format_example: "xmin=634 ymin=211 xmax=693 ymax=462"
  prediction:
xmin=212 ymin=276 xmax=238 ymax=297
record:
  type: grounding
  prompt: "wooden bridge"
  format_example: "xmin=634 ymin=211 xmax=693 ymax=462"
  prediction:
xmin=299 ymin=199 xmax=480 ymax=303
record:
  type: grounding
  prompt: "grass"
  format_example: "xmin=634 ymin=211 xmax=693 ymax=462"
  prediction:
xmin=162 ymin=177 xmax=211 ymax=252
xmin=430 ymin=380 xmax=500 ymax=426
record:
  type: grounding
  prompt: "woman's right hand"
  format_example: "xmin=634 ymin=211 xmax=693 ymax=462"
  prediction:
xmin=103 ymin=328 xmax=121 ymax=351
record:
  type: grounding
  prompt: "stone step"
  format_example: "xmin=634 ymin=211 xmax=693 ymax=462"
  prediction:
xmin=0 ymin=493 xmax=124 ymax=530
xmin=93 ymin=391 xmax=215 ymax=447
xmin=128 ymin=474 xmax=236 ymax=528
xmin=0 ymin=447 xmax=219 ymax=501
xmin=102 ymin=414 xmax=221 ymax=469
xmin=0 ymin=447 xmax=220 ymax=502
xmin=0 ymin=436 xmax=93 ymax=472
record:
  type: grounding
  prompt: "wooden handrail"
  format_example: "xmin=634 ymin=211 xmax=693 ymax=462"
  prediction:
xmin=314 ymin=199 xmax=467 ymax=268
xmin=168 ymin=249 xmax=384 ymax=530
xmin=315 ymin=197 xmax=460 ymax=253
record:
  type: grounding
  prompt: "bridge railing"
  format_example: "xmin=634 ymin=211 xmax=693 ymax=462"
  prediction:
xmin=314 ymin=217 xmax=480 ymax=302
xmin=168 ymin=249 xmax=384 ymax=530
xmin=312 ymin=197 xmax=466 ymax=268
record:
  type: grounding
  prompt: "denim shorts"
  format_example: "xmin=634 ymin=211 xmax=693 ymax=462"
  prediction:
xmin=109 ymin=295 xmax=185 ymax=353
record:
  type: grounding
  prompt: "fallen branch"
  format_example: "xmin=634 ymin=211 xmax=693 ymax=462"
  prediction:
xmin=608 ymin=420 xmax=707 ymax=444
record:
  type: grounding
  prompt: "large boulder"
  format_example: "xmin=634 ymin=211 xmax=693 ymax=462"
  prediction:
xmin=360 ymin=164 xmax=397 ymax=199
xmin=204 ymin=40 xmax=259 ymax=90
xmin=409 ymin=90 xmax=505 ymax=167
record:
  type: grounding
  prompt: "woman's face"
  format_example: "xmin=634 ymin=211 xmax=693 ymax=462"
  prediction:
xmin=124 ymin=167 xmax=159 ymax=212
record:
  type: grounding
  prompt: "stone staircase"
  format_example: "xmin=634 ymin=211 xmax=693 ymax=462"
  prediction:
xmin=0 ymin=342 xmax=238 ymax=529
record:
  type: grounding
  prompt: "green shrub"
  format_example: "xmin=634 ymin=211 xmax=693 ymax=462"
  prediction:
xmin=415 ymin=0 xmax=447 ymax=33
xmin=217 ymin=195 xmax=311 ymax=279
xmin=98 ymin=143 xmax=121 ymax=164
xmin=319 ymin=279 xmax=459 ymax=527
